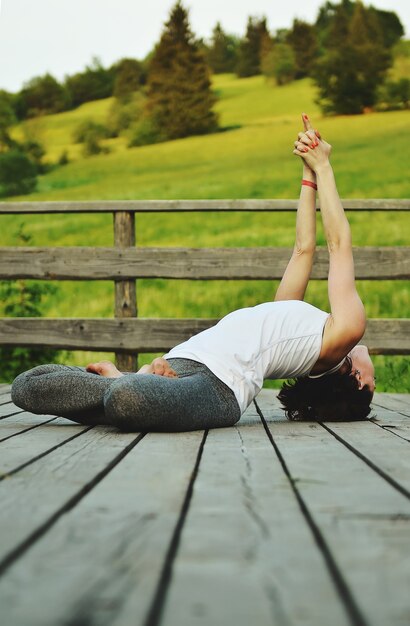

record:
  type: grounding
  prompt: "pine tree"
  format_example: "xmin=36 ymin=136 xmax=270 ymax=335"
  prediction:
xmin=236 ymin=17 xmax=271 ymax=77
xmin=145 ymin=2 xmax=218 ymax=140
xmin=286 ymin=19 xmax=318 ymax=78
xmin=313 ymin=0 xmax=391 ymax=114
xmin=207 ymin=23 xmax=239 ymax=73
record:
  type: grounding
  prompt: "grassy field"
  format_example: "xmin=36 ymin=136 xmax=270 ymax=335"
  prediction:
xmin=2 ymin=74 xmax=409 ymax=390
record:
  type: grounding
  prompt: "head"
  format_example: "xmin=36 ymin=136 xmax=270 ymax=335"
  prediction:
xmin=278 ymin=350 xmax=375 ymax=422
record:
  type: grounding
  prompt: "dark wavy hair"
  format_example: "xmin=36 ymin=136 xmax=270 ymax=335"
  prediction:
xmin=277 ymin=357 xmax=373 ymax=421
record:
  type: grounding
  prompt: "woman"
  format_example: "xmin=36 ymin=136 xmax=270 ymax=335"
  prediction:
xmin=11 ymin=114 xmax=375 ymax=431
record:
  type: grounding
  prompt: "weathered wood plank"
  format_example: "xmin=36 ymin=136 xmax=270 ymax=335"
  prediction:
xmin=1 ymin=246 xmax=409 ymax=280
xmin=0 ymin=317 xmax=408 ymax=354
xmin=0 ymin=417 xmax=90 ymax=475
xmin=371 ymin=394 xmax=410 ymax=440
xmin=0 ymin=426 xmax=139 ymax=569
xmin=0 ymin=199 xmax=409 ymax=213
xmin=0 ymin=384 xmax=11 ymax=394
xmin=256 ymin=391 xmax=410 ymax=626
xmin=374 ymin=393 xmax=410 ymax=417
xmin=0 ymin=430 xmax=203 ymax=626
xmin=161 ymin=423 xmax=349 ymax=626
xmin=0 ymin=402 xmax=23 ymax=418
xmin=323 ymin=420 xmax=410 ymax=493
xmin=0 ymin=412 xmax=58 ymax=440
xmin=0 ymin=393 xmax=12 ymax=405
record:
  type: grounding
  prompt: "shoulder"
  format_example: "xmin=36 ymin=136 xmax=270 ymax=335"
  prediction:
xmin=318 ymin=313 xmax=365 ymax=367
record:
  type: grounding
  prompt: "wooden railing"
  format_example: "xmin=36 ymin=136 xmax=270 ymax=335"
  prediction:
xmin=0 ymin=199 xmax=409 ymax=371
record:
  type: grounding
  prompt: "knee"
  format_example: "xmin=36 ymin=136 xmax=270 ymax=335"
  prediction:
xmin=11 ymin=364 xmax=63 ymax=410
xmin=103 ymin=378 xmax=144 ymax=430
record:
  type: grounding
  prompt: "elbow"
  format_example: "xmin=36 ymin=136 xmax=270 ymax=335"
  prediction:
xmin=326 ymin=226 xmax=352 ymax=253
xmin=294 ymin=242 xmax=316 ymax=256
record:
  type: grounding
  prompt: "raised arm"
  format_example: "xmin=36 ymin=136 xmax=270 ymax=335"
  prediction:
xmin=293 ymin=115 xmax=366 ymax=362
xmin=274 ymin=115 xmax=318 ymax=302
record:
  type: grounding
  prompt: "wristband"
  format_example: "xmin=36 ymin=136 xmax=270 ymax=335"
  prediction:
xmin=301 ymin=179 xmax=317 ymax=190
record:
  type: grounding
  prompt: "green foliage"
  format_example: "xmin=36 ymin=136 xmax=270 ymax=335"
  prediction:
xmin=113 ymin=58 xmax=145 ymax=101
xmin=286 ymin=19 xmax=318 ymax=79
xmin=64 ymin=57 xmax=115 ymax=109
xmin=58 ymin=150 xmax=70 ymax=166
xmin=376 ymin=78 xmax=410 ymax=111
xmin=72 ymin=119 xmax=111 ymax=156
xmin=313 ymin=1 xmax=392 ymax=114
xmin=0 ymin=225 xmax=63 ymax=382
xmin=145 ymin=1 xmax=218 ymax=140
xmin=18 ymin=73 xmax=69 ymax=118
xmin=236 ymin=17 xmax=271 ymax=77
xmin=206 ymin=23 xmax=239 ymax=73
xmin=262 ymin=44 xmax=296 ymax=85
xmin=128 ymin=114 xmax=165 ymax=147
xmin=106 ymin=92 xmax=145 ymax=136
xmin=0 ymin=151 xmax=37 ymax=197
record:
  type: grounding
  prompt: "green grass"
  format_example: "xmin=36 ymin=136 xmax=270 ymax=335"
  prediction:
xmin=2 ymin=74 xmax=410 ymax=391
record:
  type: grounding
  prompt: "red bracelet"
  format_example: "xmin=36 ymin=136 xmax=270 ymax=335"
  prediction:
xmin=301 ymin=179 xmax=318 ymax=190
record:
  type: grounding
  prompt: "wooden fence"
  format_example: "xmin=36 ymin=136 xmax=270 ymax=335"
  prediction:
xmin=0 ymin=199 xmax=409 ymax=371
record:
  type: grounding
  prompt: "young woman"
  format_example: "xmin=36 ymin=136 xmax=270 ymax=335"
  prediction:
xmin=11 ymin=114 xmax=375 ymax=431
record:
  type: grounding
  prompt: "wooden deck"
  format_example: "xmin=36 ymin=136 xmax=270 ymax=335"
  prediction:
xmin=0 ymin=384 xmax=409 ymax=626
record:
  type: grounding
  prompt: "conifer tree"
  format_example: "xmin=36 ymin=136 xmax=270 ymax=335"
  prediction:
xmin=145 ymin=2 xmax=218 ymax=140
xmin=207 ymin=23 xmax=239 ymax=73
xmin=313 ymin=0 xmax=391 ymax=114
xmin=236 ymin=17 xmax=271 ymax=77
xmin=286 ymin=19 xmax=318 ymax=78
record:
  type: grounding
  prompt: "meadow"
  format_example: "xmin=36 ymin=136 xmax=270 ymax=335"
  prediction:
xmin=2 ymin=74 xmax=409 ymax=390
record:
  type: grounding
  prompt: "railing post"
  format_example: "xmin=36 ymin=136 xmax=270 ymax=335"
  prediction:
xmin=113 ymin=211 xmax=137 ymax=372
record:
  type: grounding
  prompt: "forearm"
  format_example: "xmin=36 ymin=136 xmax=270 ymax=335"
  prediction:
xmin=295 ymin=166 xmax=317 ymax=252
xmin=316 ymin=163 xmax=351 ymax=250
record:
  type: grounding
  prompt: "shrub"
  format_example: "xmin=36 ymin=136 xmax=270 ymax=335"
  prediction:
xmin=376 ymin=78 xmax=410 ymax=111
xmin=0 ymin=151 xmax=37 ymax=197
xmin=0 ymin=225 xmax=64 ymax=382
xmin=128 ymin=115 xmax=165 ymax=147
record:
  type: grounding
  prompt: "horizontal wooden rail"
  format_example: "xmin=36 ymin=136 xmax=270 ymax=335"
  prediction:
xmin=0 ymin=199 xmax=409 ymax=214
xmin=0 ymin=318 xmax=408 ymax=355
xmin=1 ymin=246 xmax=409 ymax=280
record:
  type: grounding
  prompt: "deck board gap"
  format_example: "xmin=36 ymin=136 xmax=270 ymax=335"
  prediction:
xmin=144 ymin=429 xmax=208 ymax=626
xmin=253 ymin=397 xmax=370 ymax=626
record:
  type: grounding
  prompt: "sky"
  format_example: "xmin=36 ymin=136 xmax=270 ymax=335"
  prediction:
xmin=0 ymin=0 xmax=409 ymax=93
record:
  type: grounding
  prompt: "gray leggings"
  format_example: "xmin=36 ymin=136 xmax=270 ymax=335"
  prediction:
xmin=11 ymin=359 xmax=241 ymax=432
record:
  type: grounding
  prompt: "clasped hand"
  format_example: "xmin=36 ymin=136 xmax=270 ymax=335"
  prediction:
xmin=293 ymin=113 xmax=332 ymax=172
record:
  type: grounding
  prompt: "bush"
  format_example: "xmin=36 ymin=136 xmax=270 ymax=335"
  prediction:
xmin=0 ymin=151 xmax=37 ymax=197
xmin=106 ymin=92 xmax=145 ymax=137
xmin=0 ymin=225 xmax=64 ymax=382
xmin=261 ymin=44 xmax=296 ymax=85
xmin=72 ymin=120 xmax=110 ymax=143
xmin=72 ymin=120 xmax=111 ymax=157
xmin=128 ymin=115 xmax=165 ymax=147
xmin=376 ymin=78 xmax=410 ymax=111
xmin=58 ymin=150 xmax=70 ymax=166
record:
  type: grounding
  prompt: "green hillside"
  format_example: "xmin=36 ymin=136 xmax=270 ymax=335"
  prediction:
xmin=2 ymin=74 xmax=410 ymax=390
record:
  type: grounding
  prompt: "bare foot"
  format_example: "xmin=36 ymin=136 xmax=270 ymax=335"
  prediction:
xmin=86 ymin=360 xmax=124 ymax=378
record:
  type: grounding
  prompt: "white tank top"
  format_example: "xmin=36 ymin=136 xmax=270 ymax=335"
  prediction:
xmin=163 ymin=300 xmax=329 ymax=414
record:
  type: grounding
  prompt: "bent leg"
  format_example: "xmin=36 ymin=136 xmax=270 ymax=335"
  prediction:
xmin=104 ymin=368 xmax=241 ymax=432
xmin=11 ymin=364 xmax=115 ymax=425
